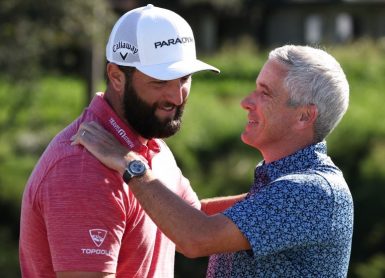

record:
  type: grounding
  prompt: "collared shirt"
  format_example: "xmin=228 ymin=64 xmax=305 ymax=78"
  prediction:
xmin=20 ymin=93 xmax=200 ymax=278
xmin=207 ymin=142 xmax=353 ymax=278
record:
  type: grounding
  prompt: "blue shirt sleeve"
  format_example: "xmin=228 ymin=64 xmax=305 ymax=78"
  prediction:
xmin=223 ymin=174 xmax=334 ymax=258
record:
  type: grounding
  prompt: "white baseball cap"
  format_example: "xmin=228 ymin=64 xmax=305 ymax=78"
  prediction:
xmin=106 ymin=4 xmax=220 ymax=80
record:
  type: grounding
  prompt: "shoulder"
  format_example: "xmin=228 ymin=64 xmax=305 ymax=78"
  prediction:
xmin=33 ymin=133 xmax=123 ymax=203
xmin=230 ymin=171 xmax=337 ymax=216
xmin=36 ymin=148 xmax=131 ymax=219
xmin=154 ymin=139 xmax=171 ymax=153
xmin=271 ymin=171 xmax=335 ymax=196
xmin=45 ymin=148 xmax=121 ymax=191
xmin=152 ymin=139 xmax=177 ymax=166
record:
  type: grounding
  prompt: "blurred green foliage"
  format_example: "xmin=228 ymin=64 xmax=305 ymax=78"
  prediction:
xmin=1 ymin=40 xmax=385 ymax=277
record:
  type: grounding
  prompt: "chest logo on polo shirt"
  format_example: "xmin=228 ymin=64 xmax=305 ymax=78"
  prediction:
xmin=89 ymin=229 xmax=107 ymax=247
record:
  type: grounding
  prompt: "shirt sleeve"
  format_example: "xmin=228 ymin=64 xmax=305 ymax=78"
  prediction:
xmin=178 ymin=173 xmax=201 ymax=210
xmin=223 ymin=174 xmax=334 ymax=258
xmin=38 ymin=151 xmax=130 ymax=273
xmin=153 ymin=140 xmax=200 ymax=210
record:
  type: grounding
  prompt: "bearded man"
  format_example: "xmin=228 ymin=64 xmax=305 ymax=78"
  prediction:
xmin=19 ymin=5 xmax=219 ymax=278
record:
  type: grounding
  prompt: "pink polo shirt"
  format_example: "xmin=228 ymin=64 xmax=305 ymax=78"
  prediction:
xmin=19 ymin=93 xmax=200 ymax=277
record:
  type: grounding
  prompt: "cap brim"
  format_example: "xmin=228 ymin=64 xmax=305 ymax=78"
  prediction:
xmin=136 ymin=59 xmax=220 ymax=81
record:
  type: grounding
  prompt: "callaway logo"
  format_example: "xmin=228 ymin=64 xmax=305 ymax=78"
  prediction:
xmin=89 ymin=229 xmax=107 ymax=247
xmin=113 ymin=41 xmax=138 ymax=60
xmin=154 ymin=37 xmax=193 ymax=49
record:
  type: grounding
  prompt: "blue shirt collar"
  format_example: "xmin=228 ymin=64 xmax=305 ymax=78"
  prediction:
xmin=254 ymin=141 xmax=329 ymax=187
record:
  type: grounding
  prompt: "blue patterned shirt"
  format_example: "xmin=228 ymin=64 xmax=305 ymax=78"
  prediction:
xmin=206 ymin=142 xmax=353 ymax=278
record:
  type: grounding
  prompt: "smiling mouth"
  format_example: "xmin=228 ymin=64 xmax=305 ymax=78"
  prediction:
xmin=159 ymin=103 xmax=176 ymax=112
xmin=163 ymin=106 xmax=175 ymax=111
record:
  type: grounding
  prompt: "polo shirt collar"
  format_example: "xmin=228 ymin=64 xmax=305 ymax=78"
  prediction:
xmin=87 ymin=93 xmax=161 ymax=160
xmin=253 ymin=142 xmax=328 ymax=187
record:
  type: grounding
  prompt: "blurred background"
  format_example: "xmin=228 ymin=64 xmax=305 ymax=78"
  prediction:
xmin=1 ymin=0 xmax=385 ymax=277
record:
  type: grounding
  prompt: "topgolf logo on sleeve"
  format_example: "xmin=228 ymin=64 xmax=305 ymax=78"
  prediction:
xmin=80 ymin=229 xmax=112 ymax=256
xmin=89 ymin=229 xmax=107 ymax=247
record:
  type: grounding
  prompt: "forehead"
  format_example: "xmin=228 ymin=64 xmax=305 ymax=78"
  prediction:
xmin=256 ymin=59 xmax=288 ymax=91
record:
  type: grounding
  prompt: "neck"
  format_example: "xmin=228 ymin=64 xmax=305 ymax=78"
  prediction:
xmin=261 ymin=136 xmax=315 ymax=164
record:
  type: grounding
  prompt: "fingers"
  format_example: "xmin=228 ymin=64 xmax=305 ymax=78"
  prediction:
xmin=69 ymin=121 xmax=147 ymax=174
xmin=86 ymin=122 xmax=119 ymax=144
xmin=71 ymin=122 xmax=111 ymax=146
xmin=70 ymin=124 xmax=92 ymax=146
xmin=86 ymin=121 xmax=111 ymax=137
xmin=79 ymin=122 xmax=101 ymax=138
xmin=71 ymin=125 xmax=107 ymax=151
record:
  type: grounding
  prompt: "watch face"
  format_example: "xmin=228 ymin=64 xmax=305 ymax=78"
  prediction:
xmin=129 ymin=160 xmax=146 ymax=175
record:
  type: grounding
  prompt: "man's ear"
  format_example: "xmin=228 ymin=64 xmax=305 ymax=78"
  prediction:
xmin=107 ymin=63 xmax=125 ymax=92
xmin=297 ymin=104 xmax=318 ymax=129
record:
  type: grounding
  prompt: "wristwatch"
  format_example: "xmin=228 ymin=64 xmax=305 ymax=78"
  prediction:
xmin=122 ymin=160 xmax=147 ymax=183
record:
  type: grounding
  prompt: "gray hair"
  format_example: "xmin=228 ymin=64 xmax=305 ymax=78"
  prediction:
xmin=268 ymin=45 xmax=349 ymax=142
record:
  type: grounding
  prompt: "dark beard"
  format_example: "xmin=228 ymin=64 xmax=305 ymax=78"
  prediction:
xmin=122 ymin=81 xmax=185 ymax=139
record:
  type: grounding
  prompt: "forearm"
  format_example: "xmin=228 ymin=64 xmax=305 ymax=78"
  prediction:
xmin=129 ymin=171 xmax=222 ymax=257
xmin=200 ymin=194 xmax=247 ymax=216
xmin=87 ymin=151 xmax=217 ymax=254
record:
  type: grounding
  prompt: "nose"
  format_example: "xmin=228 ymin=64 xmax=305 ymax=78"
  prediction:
xmin=241 ymin=93 xmax=254 ymax=110
xmin=167 ymin=79 xmax=188 ymax=106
